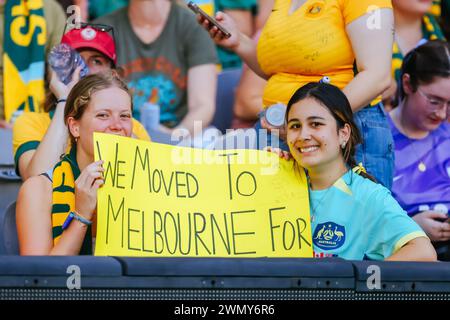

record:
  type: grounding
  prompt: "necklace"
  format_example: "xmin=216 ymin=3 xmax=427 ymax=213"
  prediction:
xmin=418 ymin=159 xmax=427 ymax=172
xmin=405 ymin=135 xmax=427 ymax=172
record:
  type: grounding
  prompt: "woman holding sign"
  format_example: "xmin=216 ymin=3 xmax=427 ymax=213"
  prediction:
xmin=272 ymin=82 xmax=436 ymax=261
xmin=16 ymin=73 xmax=133 ymax=255
xmin=198 ymin=0 xmax=396 ymax=190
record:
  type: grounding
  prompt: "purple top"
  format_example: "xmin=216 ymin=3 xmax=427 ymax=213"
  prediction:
xmin=388 ymin=115 xmax=450 ymax=216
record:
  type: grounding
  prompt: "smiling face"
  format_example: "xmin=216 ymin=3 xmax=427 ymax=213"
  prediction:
xmin=403 ymin=75 xmax=450 ymax=132
xmin=286 ymin=97 xmax=351 ymax=172
xmin=68 ymin=86 xmax=133 ymax=159
xmin=79 ymin=49 xmax=113 ymax=74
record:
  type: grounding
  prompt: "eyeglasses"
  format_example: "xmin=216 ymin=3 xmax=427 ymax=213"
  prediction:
xmin=417 ymin=88 xmax=450 ymax=117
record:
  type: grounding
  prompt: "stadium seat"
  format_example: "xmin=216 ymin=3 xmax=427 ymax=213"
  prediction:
xmin=0 ymin=201 xmax=18 ymax=255
xmin=211 ymin=68 xmax=242 ymax=133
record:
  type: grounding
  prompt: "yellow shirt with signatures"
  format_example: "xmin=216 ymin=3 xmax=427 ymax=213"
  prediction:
xmin=257 ymin=0 xmax=392 ymax=108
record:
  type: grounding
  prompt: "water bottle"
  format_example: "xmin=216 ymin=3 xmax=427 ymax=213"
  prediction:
xmin=140 ymin=102 xmax=160 ymax=132
xmin=264 ymin=103 xmax=287 ymax=128
xmin=48 ymin=43 xmax=89 ymax=85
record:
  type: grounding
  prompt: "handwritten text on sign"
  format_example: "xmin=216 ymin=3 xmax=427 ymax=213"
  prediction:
xmin=94 ymin=133 xmax=313 ymax=257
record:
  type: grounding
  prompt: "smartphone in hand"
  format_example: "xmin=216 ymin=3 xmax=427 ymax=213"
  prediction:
xmin=187 ymin=1 xmax=232 ymax=38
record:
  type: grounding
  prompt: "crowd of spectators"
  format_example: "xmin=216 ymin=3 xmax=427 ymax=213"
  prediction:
xmin=0 ymin=0 xmax=447 ymax=260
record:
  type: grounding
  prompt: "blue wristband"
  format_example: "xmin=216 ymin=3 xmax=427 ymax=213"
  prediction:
xmin=62 ymin=211 xmax=92 ymax=230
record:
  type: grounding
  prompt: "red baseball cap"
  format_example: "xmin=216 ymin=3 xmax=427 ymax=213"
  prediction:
xmin=61 ymin=25 xmax=117 ymax=66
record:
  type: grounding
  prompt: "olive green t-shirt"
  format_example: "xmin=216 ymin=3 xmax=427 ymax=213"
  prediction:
xmin=96 ymin=2 xmax=218 ymax=127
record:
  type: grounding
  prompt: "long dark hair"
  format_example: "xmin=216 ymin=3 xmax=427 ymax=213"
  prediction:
xmin=398 ymin=40 xmax=450 ymax=102
xmin=285 ymin=82 xmax=376 ymax=182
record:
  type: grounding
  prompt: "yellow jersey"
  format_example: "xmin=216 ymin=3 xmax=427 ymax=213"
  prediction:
xmin=257 ymin=0 xmax=392 ymax=107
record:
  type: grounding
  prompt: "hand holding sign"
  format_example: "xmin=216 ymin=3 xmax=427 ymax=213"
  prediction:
xmin=74 ymin=160 xmax=104 ymax=221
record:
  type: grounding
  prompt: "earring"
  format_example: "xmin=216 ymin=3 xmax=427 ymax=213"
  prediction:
xmin=341 ymin=142 xmax=347 ymax=149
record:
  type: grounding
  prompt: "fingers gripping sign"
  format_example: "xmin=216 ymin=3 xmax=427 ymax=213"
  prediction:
xmin=74 ymin=160 xmax=105 ymax=220
xmin=264 ymin=147 xmax=292 ymax=161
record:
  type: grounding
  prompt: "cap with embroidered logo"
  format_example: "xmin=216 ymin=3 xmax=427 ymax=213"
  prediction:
xmin=61 ymin=25 xmax=117 ymax=66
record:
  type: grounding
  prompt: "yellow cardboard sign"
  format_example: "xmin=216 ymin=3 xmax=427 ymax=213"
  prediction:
xmin=94 ymin=133 xmax=313 ymax=257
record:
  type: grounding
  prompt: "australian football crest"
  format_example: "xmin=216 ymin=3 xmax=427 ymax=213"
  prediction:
xmin=313 ymin=222 xmax=345 ymax=250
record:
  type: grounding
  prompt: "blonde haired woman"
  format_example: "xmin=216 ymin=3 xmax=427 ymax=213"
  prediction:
xmin=17 ymin=73 xmax=135 ymax=255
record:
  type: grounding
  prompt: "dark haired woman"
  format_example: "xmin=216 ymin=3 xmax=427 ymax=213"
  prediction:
xmin=388 ymin=40 xmax=450 ymax=260
xmin=273 ymin=82 xmax=436 ymax=261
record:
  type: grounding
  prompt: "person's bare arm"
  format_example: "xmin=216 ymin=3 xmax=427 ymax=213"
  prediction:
xmin=0 ymin=120 xmax=12 ymax=129
xmin=17 ymin=175 xmax=90 ymax=255
xmin=344 ymin=9 xmax=394 ymax=112
xmin=198 ymin=12 xmax=268 ymax=79
xmin=17 ymin=176 xmax=55 ymax=255
xmin=234 ymin=66 xmax=266 ymax=120
xmin=18 ymin=70 xmax=79 ymax=180
xmin=224 ymin=9 xmax=254 ymax=36
xmin=170 ymin=64 xmax=218 ymax=135
xmin=385 ymin=237 xmax=437 ymax=261
xmin=18 ymin=104 xmax=68 ymax=180
xmin=255 ymin=0 xmax=274 ymax=31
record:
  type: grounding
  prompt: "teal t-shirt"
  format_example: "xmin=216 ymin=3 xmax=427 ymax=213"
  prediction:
xmin=310 ymin=170 xmax=427 ymax=260
xmin=216 ymin=0 xmax=257 ymax=69
xmin=88 ymin=0 xmax=129 ymax=20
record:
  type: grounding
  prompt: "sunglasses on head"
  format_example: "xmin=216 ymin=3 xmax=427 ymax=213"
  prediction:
xmin=80 ymin=22 xmax=113 ymax=33
xmin=63 ymin=22 xmax=116 ymax=42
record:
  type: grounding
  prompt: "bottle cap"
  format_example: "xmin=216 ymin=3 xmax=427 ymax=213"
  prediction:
xmin=265 ymin=103 xmax=286 ymax=127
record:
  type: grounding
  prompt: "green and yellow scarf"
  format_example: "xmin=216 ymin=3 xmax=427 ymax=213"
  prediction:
xmin=430 ymin=0 xmax=441 ymax=18
xmin=4 ymin=0 xmax=46 ymax=122
xmin=392 ymin=14 xmax=446 ymax=82
xmin=51 ymin=146 xmax=92 ymax=255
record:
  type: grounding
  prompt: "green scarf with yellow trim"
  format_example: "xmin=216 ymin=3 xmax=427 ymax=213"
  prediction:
xmin=3 ymin=0 xmax=46 ymax=122
xmin=51 ymin=146 xmax=92 ymax=255
xmin=392 ymin=14 xmax=446 ymax=82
